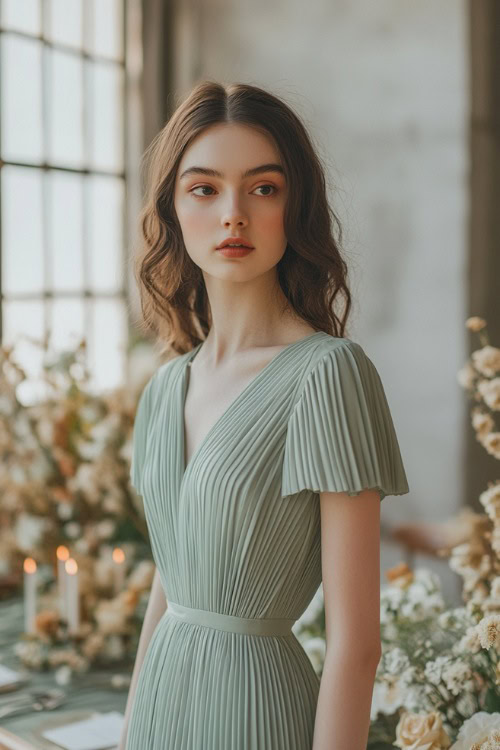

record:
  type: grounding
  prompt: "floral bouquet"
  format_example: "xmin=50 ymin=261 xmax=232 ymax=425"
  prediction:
xmin=0 ymin=333 xmax=160 ymax=676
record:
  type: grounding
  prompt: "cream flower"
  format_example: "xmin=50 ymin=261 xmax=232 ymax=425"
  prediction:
xmin=457 ymin=625 xmax=482 ymax=654
xmin=472 ymin=346 xmax=500 ymax=377
xmin=476 ymin=614 xmax=500 ymax=650
xmin=483 ymin=433 xmax=500 ymax=460
xmin=449 ymin=712 xmax=500 ymax=749
xmin=466 ymin=317 xmax=487 ymax=332
xmin=478 ymin=378 xmax=500 ymax=411
xmin=457 ymin=362 xmax=477 ymax=390
xmin=394 ymin=710 xmax=451 ymax=749
xmin=472 ymin=410 xmax=495 ymax=439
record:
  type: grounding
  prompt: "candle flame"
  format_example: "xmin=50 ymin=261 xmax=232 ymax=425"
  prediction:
xmin=24 ymin=558 xmax=37 ymax=574
xmin=112 ymin=547 xmax=125 ymax=564
xmin=56 ymin=545 xmax=70 ymax=561
xmin=65 ymin=558 xmax=78 ymax=575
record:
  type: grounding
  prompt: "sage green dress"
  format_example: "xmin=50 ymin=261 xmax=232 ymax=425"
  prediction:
xmin=126 ymin=332 xmax=409 ymax=749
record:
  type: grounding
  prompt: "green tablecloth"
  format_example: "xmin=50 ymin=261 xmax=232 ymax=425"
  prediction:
xmin=0 ymin=596 xmax=130 ymax=748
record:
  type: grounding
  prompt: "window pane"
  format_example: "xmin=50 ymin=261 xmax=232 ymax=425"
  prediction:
xmin=87 ymin=59 xmax=124 ymax=172
xmin=86 ymin=0 xmax=123 ymax=61
xmin=88 ymin=299 xmax=127 ymax=392
xmin=47 ymin=171 xmax=85 ymax=293
xmin=1 ymin=166 xmax=44 ymax=295
xmin=1 ymin=35 xmax=43 ymax=163
xmin=46 ymin=0 xmax=83 ymax=49
xmin=0 ymin=0 xmax=41 ymax=35
xmin=2 ymin=300 xmax=46 ymax=402
xmin=49 ymin=297 xmax=86 ymax=351
xmin=87 ymin=175 xmax=124 ymax=293
xmin=47 ymin=48 xmax=85 ymax=168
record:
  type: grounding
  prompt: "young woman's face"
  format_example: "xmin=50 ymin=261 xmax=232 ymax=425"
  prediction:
xmin=173 ymin=123 xmax=288 ymax=282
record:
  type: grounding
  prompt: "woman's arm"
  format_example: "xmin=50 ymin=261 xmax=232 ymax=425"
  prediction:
xmin=118 ymin=566 xmax=167 ymax=750
xmin=312 ymin=487 xmax=382 ymax=750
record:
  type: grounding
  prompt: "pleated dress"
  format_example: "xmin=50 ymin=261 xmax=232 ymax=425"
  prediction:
xmin=125 ymin=331 xmax=410 ymax=750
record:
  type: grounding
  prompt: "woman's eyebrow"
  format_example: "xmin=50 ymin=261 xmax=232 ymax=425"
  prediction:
xmin=179 ymin=163 xmax=285 ymax=180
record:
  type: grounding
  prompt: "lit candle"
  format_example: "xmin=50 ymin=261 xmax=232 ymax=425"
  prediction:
xmin=23 ymin=558 xmax=37 ymax=635
xmin=112 ymin=547 xmax=126 ymax=594
xmin=64 ymin=558 xmax=80 ymax=635
xmin=56 ymin=545 xmax=70 ymax=620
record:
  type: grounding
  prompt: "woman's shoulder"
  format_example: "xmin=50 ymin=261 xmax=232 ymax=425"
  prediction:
xmin=294 ymin=333 xmax=390 ymax=411
xmin=137 ymin=350 xmax=190 ymax=402
xmin=308 ymin=333 xmax=370 ymax=370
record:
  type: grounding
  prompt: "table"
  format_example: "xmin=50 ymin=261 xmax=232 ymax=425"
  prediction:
xmin=0 ymin=597 xmax=130 ymax=748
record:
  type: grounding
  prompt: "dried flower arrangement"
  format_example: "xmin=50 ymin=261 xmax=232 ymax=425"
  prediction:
xmin=0 ymin=335 xmax=158 ymax=679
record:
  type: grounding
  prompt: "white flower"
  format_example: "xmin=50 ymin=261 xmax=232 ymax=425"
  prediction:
xmin=424 ymin=655 xmax=453 ymax=686
xmin=478 ymin=377 xmax=500 ymax=411
xmin=90 ymin=413 xmax=121 ymax=443
xmin=442 ymin=659 xmax=474 ymax=696
xmin=479 ymin=482 xmax=500 ymax=510
xmin=449 ymin=711 xmax=500 ymax=749
xmin=301 ymin=636 xmax=326 ymax=673
xmin=381 ymin=586 xmax=405 ymax=617
xmin=371 ymin=675 xmax=407 ymax=720
xmin=414 ymin=568 xmax=442 ymax=592
xmin=385 ymin=647 xmax=411 ymax=675
xmin=57 ymin=502 xmax=73 ymax=520
xmin=476 ymin=614 xmax=500 ymax=650
xmin=14 ymin=513 xmax=49 ymax=552
xmin=472 ymin=409 xmax=495 ymax=438
xmin=457 ymin=362 xmax=477 ymax=389
xmin=403 ymin=684 xmax=431 ymax=713
xmin=455 ymin=625 xmax=482 ymax=654
xmin=472 ymin=346 xmax=500 ymax=377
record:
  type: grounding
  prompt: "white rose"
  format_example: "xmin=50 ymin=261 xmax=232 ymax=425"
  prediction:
xmin=449 ymin=711 xmax=500 ymax=749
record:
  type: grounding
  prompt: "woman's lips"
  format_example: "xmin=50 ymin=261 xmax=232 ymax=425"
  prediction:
xmin=216 ymin=246 xmax=255 ymax=258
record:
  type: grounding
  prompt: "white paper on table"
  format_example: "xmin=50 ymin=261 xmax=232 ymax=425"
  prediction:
xmin=0 ymin=664 xmax=24 ymax=688
xmin=41 ymin=711 xmax=124 ymax=750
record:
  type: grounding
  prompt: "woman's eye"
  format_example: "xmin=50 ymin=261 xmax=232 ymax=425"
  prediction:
xmin=190 ymin=185 xmax=216 ymax=197
xmin=253 ymin=184 xmax=276 ymax=196
xmin=189 ymin=184 xmax=277 ymax=198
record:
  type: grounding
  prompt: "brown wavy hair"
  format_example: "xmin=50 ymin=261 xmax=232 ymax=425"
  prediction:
xmin=132 ymin=80 xmax=353 ymax=359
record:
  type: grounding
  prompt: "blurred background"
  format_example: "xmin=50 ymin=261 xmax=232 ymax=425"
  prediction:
xmin=0 ymin=0 xmax=499 ymax=744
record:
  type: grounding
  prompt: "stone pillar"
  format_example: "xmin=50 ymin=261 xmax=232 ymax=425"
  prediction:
xmin=467 ymin=0 xmax=500 ymax=508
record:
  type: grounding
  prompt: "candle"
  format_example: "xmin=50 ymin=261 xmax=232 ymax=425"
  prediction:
xmin=64 ymin=558 xmax=80 ymax=634
xmin=23 ymin=558 xmax=37 ymax=635
xmin=112 ymin=547 xmax=126 ymax=595
xmin=56 ymin=545 xmax=70 ymax=620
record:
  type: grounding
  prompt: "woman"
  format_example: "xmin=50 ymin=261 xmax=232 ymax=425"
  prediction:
xmin=120 ymin=80 xmax=410 ymax=750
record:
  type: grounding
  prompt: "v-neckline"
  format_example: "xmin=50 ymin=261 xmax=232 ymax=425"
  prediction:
xmin=179 ymin=331 xmax=323 ymax=481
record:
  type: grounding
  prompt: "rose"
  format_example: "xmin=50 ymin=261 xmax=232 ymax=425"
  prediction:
xmin=394 ymin=710 xmax=451 ymax=750
xmin=449 ymin=712 xmax=500 ymax=750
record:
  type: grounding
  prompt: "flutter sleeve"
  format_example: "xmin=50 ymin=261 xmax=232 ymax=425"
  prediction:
xmin=281 ymin=340 xmax=410 ymax=502
xmin=130 ymin=372 xmax=157 ymax=496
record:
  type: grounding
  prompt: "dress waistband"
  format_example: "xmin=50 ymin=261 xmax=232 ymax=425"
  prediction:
xmin=166 ymin=600 xmax=295 ymax=637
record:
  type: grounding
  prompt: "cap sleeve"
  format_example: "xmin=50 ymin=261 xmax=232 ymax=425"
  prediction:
xmin=130 ymin=371 xmax=157 ymax=496
xmin=281 ymin=340 xmax=410 ymax=502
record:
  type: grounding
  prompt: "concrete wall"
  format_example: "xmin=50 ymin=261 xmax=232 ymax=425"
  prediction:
xmin=170 ymin=0 xmax=469 ymax=603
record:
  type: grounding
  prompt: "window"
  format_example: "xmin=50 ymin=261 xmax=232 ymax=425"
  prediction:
xmin=0 ymin=0 xmax=131 ymax=400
